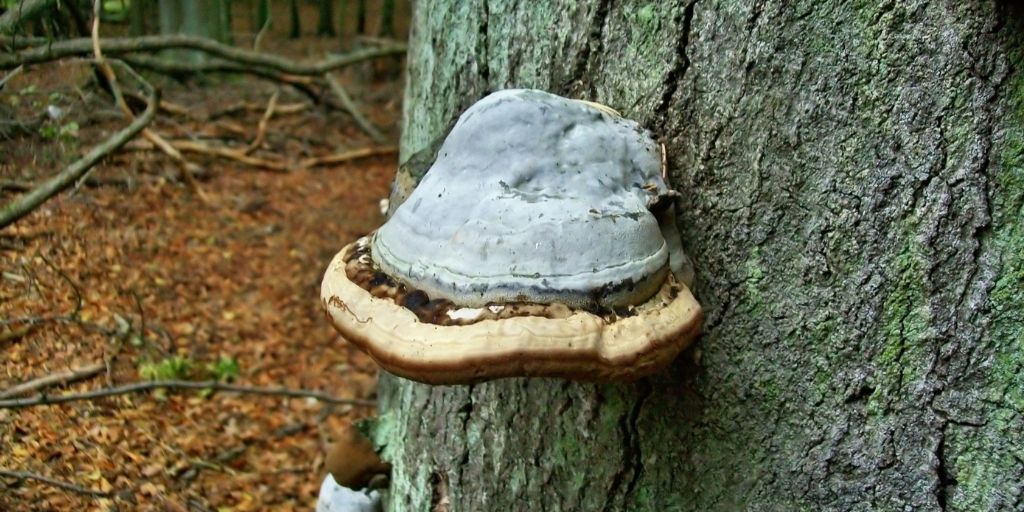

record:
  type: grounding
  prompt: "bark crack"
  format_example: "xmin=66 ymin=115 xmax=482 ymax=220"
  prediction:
xmin=623 ymin=381 xmax=652 ymax=502
xmin=933 ymin=424 xmax=955 ymax=511
xmin=602 ymin=381 xmax=652 ymax=511
xmin=653 ymin=0 xmax=698 ymax=133
xmin=455 ymin=385 xmax=475 ymax=494
xmin=478 ymin=0 xmax=490 ymax=86
xmin=568 ymin=0 xmax=612 ymax=99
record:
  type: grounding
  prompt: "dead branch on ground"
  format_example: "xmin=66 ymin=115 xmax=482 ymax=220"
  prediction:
xmin=0 ymin=362 xmax=105 ymax=398
xmin=208 ymin=100 xmax=308 ymax=120
xmin=301 ymin=145 xmax=398 ymax=169
xmin=324 ymin=73 xmax=386 ymax=142
xmin=0 ymin=468 xmax=112 ymax=498
xmin=124 ymin=139 xmax=397 ymax=172
xmin=0 ymin=34 xmax=407 ymax=74
xmin=0 ymin=380 xmax=377 ymax=409
xmin=124 ymin=139 xmax=289 ymax=171
xmin=245 ymin=91 xmax=279 ymax=154
xmin=0 ymin=64 xmax=23 ymax=90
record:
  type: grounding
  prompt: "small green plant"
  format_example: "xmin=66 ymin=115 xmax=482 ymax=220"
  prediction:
xmin=207 ymin=356 xmax=240 ymax=382
xmin=138 ymin=356 xmax=192 ymax=381
xmin=38 ymin=121 xmax=78 ymax=141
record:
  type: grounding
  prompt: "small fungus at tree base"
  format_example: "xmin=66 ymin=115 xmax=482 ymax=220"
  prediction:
xmin=321 ymin=89 xmax=702 ymax=384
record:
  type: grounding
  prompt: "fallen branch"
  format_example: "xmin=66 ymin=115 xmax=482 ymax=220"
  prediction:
xmin=0 ymin=61 xmax=157 ymax=229
xmin=209 ymin=100 xmax=308 ymax=120
xmin=0 ymin=362 xmax=105 ymax=398
xmin=0 ymin=64 xmax=23 ymax=90
xmin=129 ymin=140 xmax=396 ymax=172
xmin=0 ymin=35 xmax=47 ymax=51
xmin=0 ymin=380 xmax=377 ymax=409
xmin=324 ymin=73 xmax=385 ymax=143
xmin=0 ymin=468 xmax=112 ymax=498
xmin=126 ymin=139 xmax=289 ymax=171
xmin=301 ymin=145 xmax=398 ymax=169
xmin=245 ymin=91 xmax=279 ymax=154
xmin=122 ymin=54 xmax=324 ymax=102
xmin=1 ymin=34 xmax=407 ymax=74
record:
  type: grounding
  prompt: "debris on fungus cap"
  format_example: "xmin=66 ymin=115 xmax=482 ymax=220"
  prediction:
xmin=321 ymin=89 xmax=702 ymax=384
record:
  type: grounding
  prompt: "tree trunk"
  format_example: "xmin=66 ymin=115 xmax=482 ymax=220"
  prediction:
xmin=317 ymin=0 xmax=336 ymax=36
xmin=159 ymin=0 xmax=231 ymax=61
xmin=288 ymin=0 xmax=300 ymax=38
xmin=377 ymin=0 xmax=395 ymax=37
xmin=354 ymin=0 xmax=366 ymax=34
xmin=373 ymin=1 xmax=1024 ymax=510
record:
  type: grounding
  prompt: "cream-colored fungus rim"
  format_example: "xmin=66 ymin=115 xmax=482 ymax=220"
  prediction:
xmin=321 ymin=243 xmax=702 ymax=384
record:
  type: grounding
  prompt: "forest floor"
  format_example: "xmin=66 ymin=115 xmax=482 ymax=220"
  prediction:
xmin=0 ymin=22 xmax=402 ymax=511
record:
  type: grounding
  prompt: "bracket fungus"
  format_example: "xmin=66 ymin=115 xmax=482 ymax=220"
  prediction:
xmin=321 ymin=89 xmax=702 ymax=384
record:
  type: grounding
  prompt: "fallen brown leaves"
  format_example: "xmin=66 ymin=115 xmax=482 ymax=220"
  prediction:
xmin=1 ymin=56 xmax=398 ymax=509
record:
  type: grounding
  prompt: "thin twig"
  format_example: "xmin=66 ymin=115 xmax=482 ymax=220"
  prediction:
xmin=156 ymin=99 xmax=193 ymax=117
xmin=149 ymin=139 xmax=289 ymax=171
xmin=0 ymin=469 xmax=112 ymax=497
xmin=323 ymin=73 xmax=385 ymax=143
xmin=1 ymin=34 xmax=407 ymax=74
xmin=245 ymin=90 xmax=279 ymax=155
xmin=208 ymin=100 xmax=308 ymax=120
xmin=0 ymin=362 xmax=105 ymax=398
xmin=252 ymin=14 xmax=272 ymax=53
xmin=0 ymin=380 xmax=377 ymax=409
xmin=37 ymin=249 xmax=84 ymax=320
xmin=124 ymin=139 xmax=288 ymax=171
xmin=301 ymin=145 xmax=398 ymax=169
xmin=0 ymin=64 xmax=23 ymax=90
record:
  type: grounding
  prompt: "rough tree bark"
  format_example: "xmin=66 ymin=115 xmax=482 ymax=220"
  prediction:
xmin=371 ymin=1 xmax=1024 ymax=510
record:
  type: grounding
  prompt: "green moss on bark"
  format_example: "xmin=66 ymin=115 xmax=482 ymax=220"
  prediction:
xmin=944 ymin=38 xmax=1024 ymax=512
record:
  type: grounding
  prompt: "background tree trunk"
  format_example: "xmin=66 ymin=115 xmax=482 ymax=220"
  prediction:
xmin=158 ymin=0 xmax=231 ymax=61
xmin=374 ymin=1 xmax=1024 ymax=510
xmin=377 ymin=0 xmax=395 ymax=37
xmin=317 ymin=0 xmax=336 ymax=36
xmin=354 ymin=0 xmax=367 ymax=34
xmin=288 ymin=0 xmax=300 ymax=38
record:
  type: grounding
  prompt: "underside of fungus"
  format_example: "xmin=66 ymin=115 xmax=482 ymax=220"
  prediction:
xmin=321 ymin=89 xmax=702 ymax=384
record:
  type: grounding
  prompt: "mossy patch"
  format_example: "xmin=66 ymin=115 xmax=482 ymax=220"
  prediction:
xmin=868 ymin=233 xmax=932 ymax=415
xmin=947 ymin=32 xmax=1024 ymax=512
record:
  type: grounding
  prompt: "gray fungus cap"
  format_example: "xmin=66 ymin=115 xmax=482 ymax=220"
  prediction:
xmin=373 ymin=89 xmax=675 ymax=309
